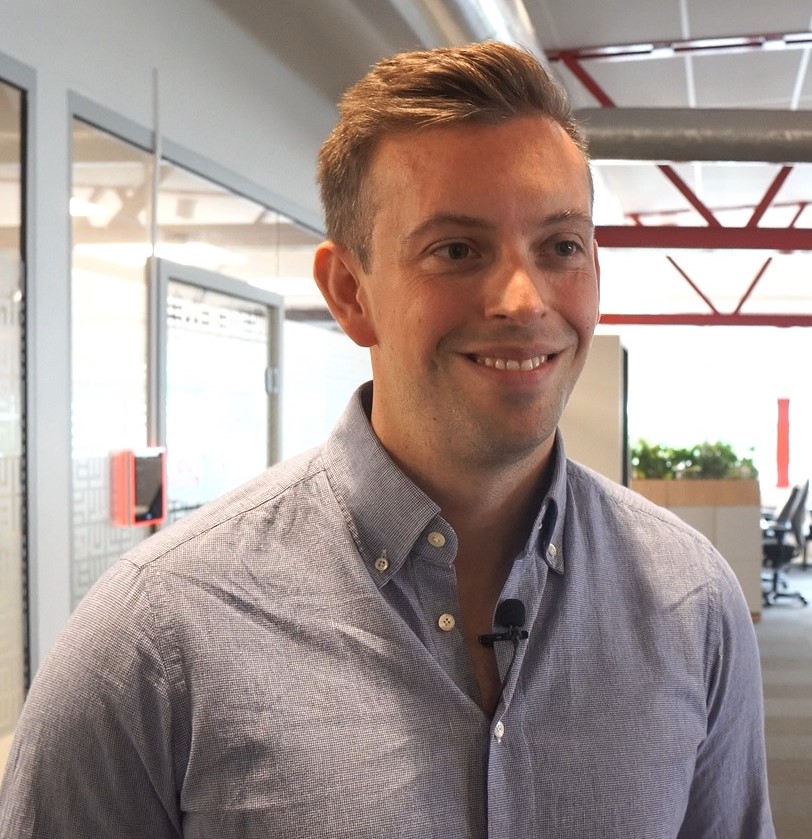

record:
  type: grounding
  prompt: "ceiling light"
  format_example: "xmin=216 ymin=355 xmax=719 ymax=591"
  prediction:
xmin=762 ymin=38 xmax=787 ymax=51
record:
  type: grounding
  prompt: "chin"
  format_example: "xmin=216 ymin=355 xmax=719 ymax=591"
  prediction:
xmin=471 ymin=428 xmax=554 ymax=467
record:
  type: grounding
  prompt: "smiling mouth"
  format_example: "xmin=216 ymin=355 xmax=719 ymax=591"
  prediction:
xmin=473 ymin=354 xmax=550 ymax=371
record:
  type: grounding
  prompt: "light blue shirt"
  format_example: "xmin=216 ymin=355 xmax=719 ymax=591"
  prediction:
xmin=0 ymin=383 xmax=774 ymax=838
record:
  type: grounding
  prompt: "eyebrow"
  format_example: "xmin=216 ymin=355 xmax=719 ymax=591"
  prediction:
xmin=542 ymin=209 xmax=595 ymax=230
xmin=400 ymin=213 xmax=490 ymax=250
xmin=400 ymin=209 xmax=594 ymax=250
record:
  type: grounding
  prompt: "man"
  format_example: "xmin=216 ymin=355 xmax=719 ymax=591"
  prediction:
xmin=0 ymin=41 xmax=774 ymax=838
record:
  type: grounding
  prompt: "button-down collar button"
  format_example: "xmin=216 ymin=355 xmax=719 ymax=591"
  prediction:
xmin=494 ymin=720 xmax=505 ymax=742
xmin=374 ymin=554 xmax=389 ymax=572
xmin=547 ymin=543 xmax=558 ymax=557
xmin=438 ymin=613 xmax=456 ymax=631
xmin=427 ymin=531 xmax=446 ymax=548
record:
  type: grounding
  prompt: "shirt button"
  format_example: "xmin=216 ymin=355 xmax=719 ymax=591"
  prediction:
xmin=494 ymin=720 xmax=505 ymax=742
xmin=374 ymin=553 xmax=389 ymax=572
xmin=438 ymin=613 xmax=456 ymax=631
xmin=547 ymin=543 xmax=558 ymax=557
xmin=427 ymin=531 xmax=446 ymax=548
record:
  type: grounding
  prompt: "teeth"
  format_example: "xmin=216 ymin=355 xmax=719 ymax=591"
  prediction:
xmin=477 ymin=354 xmax=547 ymax=371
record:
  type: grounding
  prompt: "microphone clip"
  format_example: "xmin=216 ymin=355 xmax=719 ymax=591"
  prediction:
xmin=478 ymin=598 xmax=529 ymax=647
xmin=478 ymin=626 xmax=529 ymax=647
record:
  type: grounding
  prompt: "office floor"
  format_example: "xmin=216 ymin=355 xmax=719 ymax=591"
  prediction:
xmin=756 ymin=567 xmax=812 ymax=838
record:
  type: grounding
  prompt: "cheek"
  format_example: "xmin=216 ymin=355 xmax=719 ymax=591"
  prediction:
xmin=550 ymin=301 xmax=595 ymax=341
xmin=565 ymin=277 xmax=600 ymax=335
xmin=398 ymin=283 xmax=457 ymax=333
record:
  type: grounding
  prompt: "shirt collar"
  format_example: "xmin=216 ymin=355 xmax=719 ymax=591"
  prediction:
xmin=322 ymin=383 xmax=443 ymax=582
xmin=322 ymin=382 xmax=569 ymax=581
xmin=535 ymin=432 xmax=567 ymax=575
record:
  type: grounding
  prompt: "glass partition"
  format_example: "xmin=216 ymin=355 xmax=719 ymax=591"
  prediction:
xmin=154 ymin=161 xmax=371 ymax=459
xmin=71 ymin=120 xmax=154 ymax=606
xmin=70 ymin=123 xmax=369 ymax=607
xmin=0 ymin=78 xmax=25 ymax=777
xmin=153 ymin=262 xmax=282 ymax=523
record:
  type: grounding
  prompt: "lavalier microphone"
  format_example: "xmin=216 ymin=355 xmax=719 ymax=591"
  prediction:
xmin=478 ymin=598 xmax=529 ymax=647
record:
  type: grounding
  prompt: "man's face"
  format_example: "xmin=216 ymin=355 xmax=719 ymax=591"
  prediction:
xmin=321 ymin=114 xmax=599 ymax=472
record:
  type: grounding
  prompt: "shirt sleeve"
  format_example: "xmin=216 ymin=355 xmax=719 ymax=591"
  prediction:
xmin=677 ymin=554 xmax=776 ymax=838
xmin=0 ymin=560 xmax=183 ymax=839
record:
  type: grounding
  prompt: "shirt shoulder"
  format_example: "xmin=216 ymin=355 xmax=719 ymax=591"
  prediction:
xmin=567 ymin=458 xmax=722 ymax=555
xmin=563 ymin=458 xmax=749 ymax=609
xmin=121 ymin=445 xmax=332 ymax=571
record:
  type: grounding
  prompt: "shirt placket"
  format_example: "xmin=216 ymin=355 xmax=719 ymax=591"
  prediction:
xmin=486 ymin=517 xmax=561 ymax=839
xmin=408 ymin=518 xmax=481 ymax=702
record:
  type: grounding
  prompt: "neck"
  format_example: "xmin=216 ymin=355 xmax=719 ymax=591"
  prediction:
xmin=397 ymin=439 xmax=555 ymax=570
xmin=364 ymin=381 xmax=556 ymax=571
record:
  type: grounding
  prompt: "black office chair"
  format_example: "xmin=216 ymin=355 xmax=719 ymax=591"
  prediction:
xmin=762 ymin=481 xmax=810 ymax=606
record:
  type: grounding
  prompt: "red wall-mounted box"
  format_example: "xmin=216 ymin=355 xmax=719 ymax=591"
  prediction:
xmin=111 ymin=448 xmax=167 ymax=527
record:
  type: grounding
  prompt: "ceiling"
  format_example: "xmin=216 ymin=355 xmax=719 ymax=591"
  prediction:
xmin=214 ymin=0 xmax=812 ymax=110
xmin=208 ymin=0 xmax=812 ymax=326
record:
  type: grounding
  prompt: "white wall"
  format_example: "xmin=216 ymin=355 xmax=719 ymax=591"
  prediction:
xmin=0 ymin=0 xmax=338 ymax=668
xmin=1 ymin=0 xmax=334 ymax=228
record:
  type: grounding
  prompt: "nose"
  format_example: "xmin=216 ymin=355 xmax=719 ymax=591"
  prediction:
xmin=484 ymin=259 xmax=547 ymax=323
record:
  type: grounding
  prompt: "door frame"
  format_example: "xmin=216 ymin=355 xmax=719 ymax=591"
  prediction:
xmin=147 ymin=257 xmax=284 ymax=489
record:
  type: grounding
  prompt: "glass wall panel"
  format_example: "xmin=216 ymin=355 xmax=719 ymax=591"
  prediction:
xmin=69 ymin=128 xmax=371 ymax=607
xmin=0 ymin=79 xmax=24 ymax=777
xmin=165 ymin=280 xmax=272 ymax=518
xmin=156 ymin=162 xmax=321 ymax=296
xmin=70 ymin=120 xmax=153 ymax=607
xmin=155 ymin=162 xmax=371 ymax=458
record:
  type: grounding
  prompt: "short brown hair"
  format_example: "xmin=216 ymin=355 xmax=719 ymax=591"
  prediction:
xmin=317 ymin=40 xmax=588 ymax=269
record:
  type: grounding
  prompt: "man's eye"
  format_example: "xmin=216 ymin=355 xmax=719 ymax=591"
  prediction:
xmin=436 ymin=242 xmax=473 ymax=260
xmin=554 ymin=240 xmax=579 ymax=257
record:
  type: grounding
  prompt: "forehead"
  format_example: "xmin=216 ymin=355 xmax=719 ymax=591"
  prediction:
xmin=366 ymin=116 xmax=592 ymax=219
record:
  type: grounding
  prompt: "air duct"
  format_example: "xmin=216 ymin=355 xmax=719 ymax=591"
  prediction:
xmin=577 ymin=107 xmax=812 ymax=163
xmin=387 ymin=0 xmax=548 ymax=61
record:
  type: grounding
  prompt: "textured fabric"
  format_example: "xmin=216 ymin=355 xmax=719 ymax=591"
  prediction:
xmin=0 ymin=383 xmax=773 ymax=838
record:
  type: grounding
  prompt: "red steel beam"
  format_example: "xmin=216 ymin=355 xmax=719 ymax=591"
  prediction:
xmin=558 ymin=51 xmax=616 ymax=106
xmin=621 ymin=198 xmax=806 ymax=224
xmin=790 ymin=202 xmax=808 ymax=225
xmin=596 ymin=225 xmax=812 ymax=250
xmin=747 ymin=166 xmax=793 ymax=227
xmin=554 ymin=36 xmax=812 ymax=328
xmin=599 ymin=313 xmax=812 ymax=326
xmin=559 ymin=52 xmax=722 ymax=227
xmin=657 ymin=166 xmax=721 ymax=227
xmin=733 ymin=258 xmax=773 ymax=315
xmin=665 ymin=256 xmax=720 ymax=313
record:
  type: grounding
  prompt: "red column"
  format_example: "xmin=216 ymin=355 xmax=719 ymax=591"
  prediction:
xmin=777 ymin=398 xmax=790 ymax=488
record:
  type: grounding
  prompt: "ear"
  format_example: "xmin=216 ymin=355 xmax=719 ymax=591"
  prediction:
xmin=592 ymin=238 xmax=601 ymax=325
xmin=313 ymin=241 xmax=377 ymax=347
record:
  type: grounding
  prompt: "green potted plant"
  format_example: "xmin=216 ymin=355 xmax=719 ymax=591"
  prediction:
xmin=630 ymin=439 xmax=760 ymax=511
xmin=631 ymin=440 xmax=758 ymax=481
